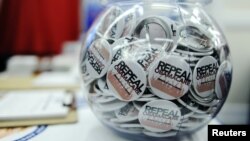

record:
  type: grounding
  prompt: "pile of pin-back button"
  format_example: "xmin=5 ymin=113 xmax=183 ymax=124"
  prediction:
xmin=80 ymin=3 xmax=232 ymax=138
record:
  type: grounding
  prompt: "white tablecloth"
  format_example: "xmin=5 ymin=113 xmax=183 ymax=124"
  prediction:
xmin=1 ymin=106 xmax=220 ymax=141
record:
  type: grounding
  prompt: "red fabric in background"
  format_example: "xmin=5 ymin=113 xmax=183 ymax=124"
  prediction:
xmin=0 ymin=0 xmax=79 ymax=56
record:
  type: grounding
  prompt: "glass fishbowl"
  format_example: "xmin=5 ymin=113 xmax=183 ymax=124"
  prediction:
xmin=80 ymin=0 xmax=233 ymax=140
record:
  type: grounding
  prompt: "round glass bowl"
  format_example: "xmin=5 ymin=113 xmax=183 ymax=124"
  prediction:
xmin=80 ymin=0 xmax=232 ymax=140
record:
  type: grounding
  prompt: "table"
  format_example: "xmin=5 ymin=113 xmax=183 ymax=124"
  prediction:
xmin=0 ymin=105 xmax=219 ymax=141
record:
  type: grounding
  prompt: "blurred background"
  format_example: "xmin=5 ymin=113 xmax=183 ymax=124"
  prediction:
xmin=207 ymin=0 xmax=250 ymax=124
xmin=0 ymin=0 xmax=249 ymax=125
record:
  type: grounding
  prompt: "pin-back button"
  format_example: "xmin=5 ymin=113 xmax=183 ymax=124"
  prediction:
xmin=215 ymin=60 xmax=232 ymax=100
xmin=178 ymin=24 xmax=214 ymax=52
xmin=148 ymin=56 xmax=192 ymax=100
xmin=98 ymin=6 xmax=125 ymax=39
xmin=134 ymin=16 xmax=178 ymax=50
xmin=107 ymin=59 xmax=147 ymax=101
xmin=120 ymin=5 xmax=141 ymax=37
xmin=138 ymin=100 xmax=181 ymax=132
xmin=114 ymin=103 xmax=139 ymax=122
xmin=193 ymin=56 xmax=219 ymax=98
xmin=86 ymin=39 xmax=112 ymax=78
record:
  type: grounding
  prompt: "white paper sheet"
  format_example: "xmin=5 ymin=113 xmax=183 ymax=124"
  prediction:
xmin=0 ymin=90 xmax=71 ymax=120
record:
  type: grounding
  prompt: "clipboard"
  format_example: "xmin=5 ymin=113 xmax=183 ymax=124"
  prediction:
xmin=0 ymin=108 xmax=77 ymax=128
xmin=0 ymin=90 xmax=78 ymax=128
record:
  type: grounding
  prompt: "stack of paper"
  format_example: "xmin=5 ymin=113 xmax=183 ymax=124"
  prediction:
xmin=0 ymin=90 xmax=77 ymax=127
xmin=7 ymin=55 xmax=39 ymax=76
